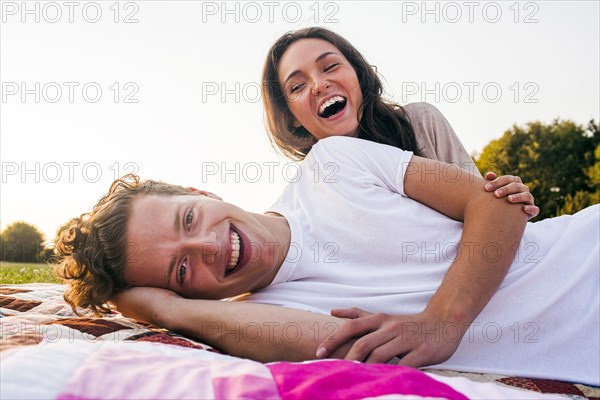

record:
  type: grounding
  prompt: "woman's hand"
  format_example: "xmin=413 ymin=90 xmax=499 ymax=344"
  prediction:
xmin=316 ymin=307 xmax=464 ymax=367
xmin=111 ymin=287 xmax=181 ymax=325
xmin=484 ymin=172 xmax=539 ymax=219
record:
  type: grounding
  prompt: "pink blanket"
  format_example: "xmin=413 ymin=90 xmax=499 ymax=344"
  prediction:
xmin=2 ymin=283 xmax=593 ymax=399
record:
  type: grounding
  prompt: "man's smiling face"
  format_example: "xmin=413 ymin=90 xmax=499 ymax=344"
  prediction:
xmin=123 ymin=194 xmax=284 ymax=299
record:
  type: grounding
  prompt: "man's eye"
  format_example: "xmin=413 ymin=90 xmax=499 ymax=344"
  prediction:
xmin=179 ymin=259 xmax=187 ymax=284
xmin=185 ymin=210 xmax=193 ymax=227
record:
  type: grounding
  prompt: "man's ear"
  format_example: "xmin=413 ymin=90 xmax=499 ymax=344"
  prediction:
xmin=188 ymin=187 xmax=223 ymax=201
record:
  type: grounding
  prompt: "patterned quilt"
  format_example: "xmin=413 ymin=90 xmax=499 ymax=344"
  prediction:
xmin=1 ymin=283 xmax=598 ymax=400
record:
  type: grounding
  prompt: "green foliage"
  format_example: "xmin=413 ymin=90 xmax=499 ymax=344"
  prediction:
xmin=0 ymin=222 xmax=47 ymax=262
xmin=475 ymin=119 xmax=600 ymax=220
xmin=0 ymin=262 xmax=62 ymax=284
xmin=558 ymin=190 xmax=599 ymax=215
xmin=586 ymin=144 xmax=600 ymax=189
xmin=558 ymin=143 xmax=600 ymax=215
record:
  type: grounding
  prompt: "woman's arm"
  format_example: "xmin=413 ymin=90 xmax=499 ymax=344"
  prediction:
xmin=406 ymin=102 xmax=539 ymax=218
xmin=405 ymin=102 xmax=480 ymax=175
xmin=112 ymin=287 xmax=351 ymax=362
xmin=317 ymin=155 xmax=528 ymax=366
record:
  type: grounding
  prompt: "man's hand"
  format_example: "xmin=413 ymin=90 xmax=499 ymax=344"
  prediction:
xmin=111 ymin=287 xmax=180 ymax=325
xmin=316 ymin=307 xmax=464 ymax=367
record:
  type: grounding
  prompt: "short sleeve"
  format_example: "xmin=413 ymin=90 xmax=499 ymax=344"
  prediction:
xmin=404 ymin=102 xmax=482 ymax=177
xmin=308 ymin=136 xmax=414 ymax=197
xmin=241 ymin=294 xmax=328 ymax=315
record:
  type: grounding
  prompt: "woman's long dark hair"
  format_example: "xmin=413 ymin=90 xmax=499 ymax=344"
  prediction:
xmin=262 ymin=27 xmax=420 ymax=161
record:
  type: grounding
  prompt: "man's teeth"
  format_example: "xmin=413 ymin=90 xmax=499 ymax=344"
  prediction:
xmin=319 ymin=96 xmax=345 ymax=115
xmin=227 ymin=231 xmax=240 ymax=270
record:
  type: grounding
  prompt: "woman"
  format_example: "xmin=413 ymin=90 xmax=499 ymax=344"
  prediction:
xmin=261 ymin=27 xmax=539 ymax=217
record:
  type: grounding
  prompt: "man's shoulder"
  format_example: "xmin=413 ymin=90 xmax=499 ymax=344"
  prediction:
xmin=312 ymin=136 xmax=385 ymax=152
xmin=310 ymin=136 xmax=393 ymax=163
xmin=308 ymin=137 xmax=412 ymax=176
xmin=310 ymin=136 xmax=361 ymax=157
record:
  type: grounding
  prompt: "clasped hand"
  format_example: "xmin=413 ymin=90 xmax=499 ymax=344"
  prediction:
xmin=484 ymin=172 xmax=539 ymax=219
xmin=316 ymin=307 xmax=466 ymax=367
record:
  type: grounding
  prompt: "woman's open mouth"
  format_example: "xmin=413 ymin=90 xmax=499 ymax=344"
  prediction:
xmin=318 ymin=95 xmax=347 ymax=119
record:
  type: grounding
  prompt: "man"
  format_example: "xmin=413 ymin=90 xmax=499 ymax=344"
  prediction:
xmin=56 ymin=137 xmax=599 ymax=385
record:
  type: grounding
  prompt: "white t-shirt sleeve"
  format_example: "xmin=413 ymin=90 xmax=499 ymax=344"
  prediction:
xmin=240 ymin=294 xmax=328 ymax=314
xmin=309 ymin=136 xmax=414 ymax=196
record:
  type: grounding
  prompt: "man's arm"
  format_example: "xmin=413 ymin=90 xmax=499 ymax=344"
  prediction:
xmin=318 ymin=156 xmax=528 ymax=366
xmin=405 ymin=155 xmax=527 ymax=338
xmin=405 ymin=155 xmax=527 ymax=320
xmin=112 ymin=287 xmax=349 ymax=362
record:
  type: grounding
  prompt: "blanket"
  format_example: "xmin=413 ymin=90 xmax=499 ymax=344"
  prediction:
xmin=1 ymin=283 xmax=597 ymax=400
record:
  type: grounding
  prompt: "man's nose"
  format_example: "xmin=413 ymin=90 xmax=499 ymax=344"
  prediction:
xmin=188 ymin=231 xmax=219 ymax=264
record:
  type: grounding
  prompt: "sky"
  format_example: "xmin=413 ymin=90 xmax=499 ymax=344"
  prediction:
xmin=1 ymin=0 xmax=599 ymax=243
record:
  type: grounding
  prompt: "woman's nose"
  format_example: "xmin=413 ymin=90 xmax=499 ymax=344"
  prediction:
xmin=310 ymin=81 xmax=321 ymax=96
xmin=310 ymin=80 xmax=332 ymax=97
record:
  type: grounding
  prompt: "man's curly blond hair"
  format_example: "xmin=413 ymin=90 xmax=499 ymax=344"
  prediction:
xmin=54 ymin=174 xmax=193 ymax=316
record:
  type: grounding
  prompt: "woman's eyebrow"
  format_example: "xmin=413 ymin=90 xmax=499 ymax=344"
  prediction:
xmin=283 ymin=51 xmax=338 ymax=86
xmin=315 ymin=51 xmax=337 ymax=63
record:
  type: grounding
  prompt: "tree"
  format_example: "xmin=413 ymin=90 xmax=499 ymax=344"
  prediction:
xmin=558 ymin=143 xmax=600 ymax=215
xmin=475 ymin=119 xmax=600 ymax=220
xmin=0 ymin=222 xmax=45 ymax=263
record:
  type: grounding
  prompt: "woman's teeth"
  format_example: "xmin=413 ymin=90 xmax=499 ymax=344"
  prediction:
xmin=319 ymin=96 xmax=346 ymax=117
xmin=227 ymin=231 xmax=240 ymax=272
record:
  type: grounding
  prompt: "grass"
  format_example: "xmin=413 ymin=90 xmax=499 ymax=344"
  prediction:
xmin=0 ymin=262 xmax=63 ymax=284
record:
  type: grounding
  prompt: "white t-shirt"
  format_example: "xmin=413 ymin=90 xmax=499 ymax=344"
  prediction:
xmin=246 ymin=136 xmax=600 ymax=385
